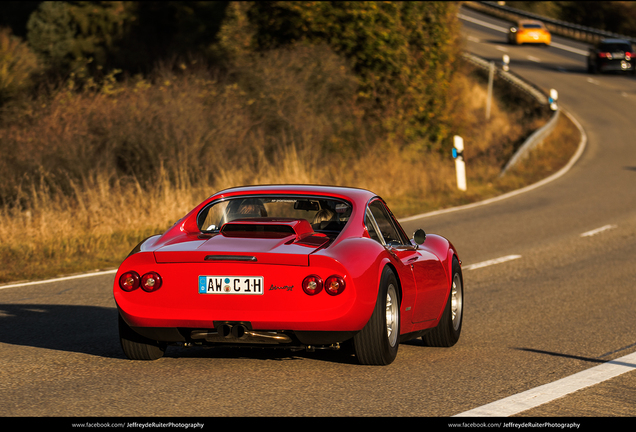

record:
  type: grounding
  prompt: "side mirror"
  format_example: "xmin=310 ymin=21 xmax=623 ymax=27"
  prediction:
xmin=413 ymin=229 xmax=426 ymax=245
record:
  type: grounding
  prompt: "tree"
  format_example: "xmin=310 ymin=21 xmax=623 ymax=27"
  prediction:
xmin=244 ymin=1 xmax=462 ymax=149
xmin=27 ymin=1 xmax=133 ymax=74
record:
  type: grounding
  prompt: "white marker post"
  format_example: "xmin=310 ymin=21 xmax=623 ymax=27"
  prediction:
xmin=453 ymin=135 xmax=467 ymax=191
xmin=549 ymin=88 xmax=558 ymax=111
xmin=502 ymin=54 xmax=510 ymax=72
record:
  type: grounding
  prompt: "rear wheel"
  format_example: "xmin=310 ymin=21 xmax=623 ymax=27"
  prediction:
xmin=422 ymin=258 xmax=463 ymax=347
xmin=354 ymin=268 xmax=400 ymax=365
xmin=118 ymin=314 xmax=166 ymax=360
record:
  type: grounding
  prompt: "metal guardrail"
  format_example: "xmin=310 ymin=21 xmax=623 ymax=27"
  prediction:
xmin=462 ymin=52 xmax=547 ymax=104
xmin=467 ymin=1 xmax=636 ymax=46
xmin=462 ymin=52 xmax=559 ymax=176
xmin=500 ymin=109 xmax=559 ymax=176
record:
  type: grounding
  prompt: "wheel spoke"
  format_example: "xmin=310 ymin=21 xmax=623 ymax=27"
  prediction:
xmin=385 ymin=284 xmax=398 ymax=346
xmin=451 ymin=275 xmax=462 ymax=331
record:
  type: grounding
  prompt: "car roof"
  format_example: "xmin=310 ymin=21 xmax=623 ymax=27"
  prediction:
xmin=600 ymin=38 xmax=632 ymax=45
xmin=209 ymin=184 xmax=378 ymax=203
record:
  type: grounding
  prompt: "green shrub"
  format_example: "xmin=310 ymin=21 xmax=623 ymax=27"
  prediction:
xmin=0 ymin=27 xmax=39 ymax=101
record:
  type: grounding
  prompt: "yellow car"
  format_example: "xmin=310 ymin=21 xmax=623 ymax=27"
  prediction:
xmin=508 ymin=20 xmax=551 ymax=46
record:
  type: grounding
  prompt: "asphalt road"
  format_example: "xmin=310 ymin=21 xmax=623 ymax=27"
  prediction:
xmin=1 ymin=8 xmax=635 ymax=419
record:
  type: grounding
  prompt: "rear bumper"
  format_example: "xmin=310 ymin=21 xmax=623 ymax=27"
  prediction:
xmin=114 ymin=257 xmax=378 ymax=333
xmin=599 ymin=60 xmax=634 ymax=71
xmin=126 ymin=318 xmax=358 ymax=346
xmin=116 ymin=290 xmax=367 ymax=332
xmin=517 ymin=34 xmax=550 ymax=45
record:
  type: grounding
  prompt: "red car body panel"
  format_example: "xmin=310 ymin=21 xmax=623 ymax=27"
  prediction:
xmin=114 ymin=185 xmax=460 ymax=345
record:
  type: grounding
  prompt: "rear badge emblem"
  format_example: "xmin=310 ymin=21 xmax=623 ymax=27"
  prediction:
xmin=269 ymin=284 xmax=294 ymax=292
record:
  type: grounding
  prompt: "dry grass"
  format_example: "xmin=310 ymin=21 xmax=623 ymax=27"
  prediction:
xmin=0 ymin=50 xmax=580 ymax=284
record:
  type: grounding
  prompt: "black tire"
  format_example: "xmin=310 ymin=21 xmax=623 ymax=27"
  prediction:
xmin=590 ymin=62 xmax=599 ymax=75
xmin=354 ymin=268 xmax=400 ymax=365
xmin=422 ymin=258 xmax=463 ymax=347
xmin=118 ymin=313 xmax=166 ymax=360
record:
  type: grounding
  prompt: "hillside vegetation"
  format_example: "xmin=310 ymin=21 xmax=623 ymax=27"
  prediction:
xmin=0 ymin=2 xmax=578 ymax=283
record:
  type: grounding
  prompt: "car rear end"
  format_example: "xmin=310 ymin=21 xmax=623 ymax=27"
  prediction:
xmin=116 ymin=249 xmax=367 ymax=344
xmin=593 ymin=41 xmax=635 ymax=73
xmin=114 ymin=194 xmax=377 ymax=349
xmin=513 ymin=21 xmax=551 ymax=45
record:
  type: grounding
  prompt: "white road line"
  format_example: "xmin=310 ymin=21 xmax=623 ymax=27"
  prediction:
xmin=587 ymin=77 xmax=600 ymax=85
xmin=458 ymin=13 xmax=508 ymax=33
xmin=454 ymin=350 xmax=636 ymax=417
xmin=550 ymin=41 xmax=589 ymax=57
xmin=527 ymin=55 xmax=541 ymax=63
xmin=463 ymin=255 xmax=522 ymax=271
xmin=0 ymin=269 xmax=117 ymax=290
xmin=580 ymin=224 xmax=617 ymax=237
xmin=467 ymin=35 xmax=481 ymax=43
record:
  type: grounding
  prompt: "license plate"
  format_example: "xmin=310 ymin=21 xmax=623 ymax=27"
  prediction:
xmin=199 ymin=276 xmax=264 ymax=295
xmin=613 ymin=52 xmax=625 ymax=59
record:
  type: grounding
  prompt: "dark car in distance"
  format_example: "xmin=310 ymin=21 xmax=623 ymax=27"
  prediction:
xmin=588 ymin=39 xmax=636 ymax=74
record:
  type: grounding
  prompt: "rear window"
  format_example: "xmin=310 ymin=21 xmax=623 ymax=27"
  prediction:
xmin=197 ymin=195 xmax=352 ymax=234
xmin=521 ymin=23 xmax=543 ymax=29
xmin=599 ymin=43 xmax=632 ymax=52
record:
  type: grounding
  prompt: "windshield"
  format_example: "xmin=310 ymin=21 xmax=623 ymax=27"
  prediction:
xmin=521 ymin=23 xmax=543 ymax=29
xmin=599 ymin=43 xmax=632 ymax=52
xmin=197 ymin=196 xmax=352 ymax=235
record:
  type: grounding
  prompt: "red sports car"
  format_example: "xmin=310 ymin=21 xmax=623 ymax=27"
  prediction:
xmin=114 ymin=185 xmax=463 ymax=365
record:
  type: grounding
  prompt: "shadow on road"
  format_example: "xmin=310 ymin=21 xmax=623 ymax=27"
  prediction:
xmin=514 ymin=347 xmax=636 ymax=368
xmin=0 ymin=303 xmax=124 ymax=359
xmin=0 ymin=303 xmax=360 ymax=364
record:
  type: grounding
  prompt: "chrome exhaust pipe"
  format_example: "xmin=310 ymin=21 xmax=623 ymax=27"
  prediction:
xmin=218 ymin=324 xmax=232 ymax=338
xmin=231 ymin=324 xmax=247 ymax=340
xmin=190 ymin=328 xmax=292 ymax=344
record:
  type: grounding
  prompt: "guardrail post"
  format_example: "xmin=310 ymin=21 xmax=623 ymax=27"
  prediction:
xmin=502 ymin=54 xmax=510 ymax=72
xmin=453 ymin=135 xmax=467 ymax=191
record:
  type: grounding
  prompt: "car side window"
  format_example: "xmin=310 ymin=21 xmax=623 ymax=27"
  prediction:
xmin=365 ymin=208 xmax=382 ymax=243
xmin=366 ymin=200 xmax=407 ymax=246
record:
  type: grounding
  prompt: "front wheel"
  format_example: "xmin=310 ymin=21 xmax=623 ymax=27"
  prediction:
xmin=354 ymin=268 xmax=400 ymax=365
xmin=422 ymin=258 xmax=463 ymax=347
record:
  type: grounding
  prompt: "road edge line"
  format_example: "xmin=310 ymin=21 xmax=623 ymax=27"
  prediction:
xmin=0 ymin=269 xmax=118 ymax=290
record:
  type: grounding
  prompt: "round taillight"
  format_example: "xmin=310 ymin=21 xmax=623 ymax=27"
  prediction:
xmin=119 ymin=271 xmax=140 ymax=292
xmin=302 ymin=274 xmax=323 ymax=295
xmin=325 ymin=275 xmax=346 ymax=296
xmin=141 ymin=272 xmax=163 ymax=292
